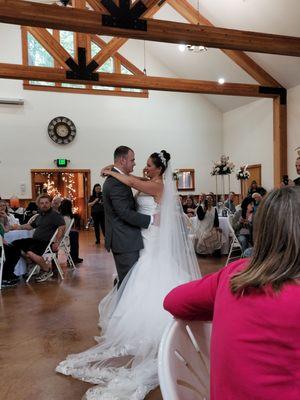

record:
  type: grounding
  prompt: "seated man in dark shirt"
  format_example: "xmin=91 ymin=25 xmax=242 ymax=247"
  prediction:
xmin=13 ymin=194 xmax=65 ymax=283
xmin=294 ymin=157 xmax=300 ymax=186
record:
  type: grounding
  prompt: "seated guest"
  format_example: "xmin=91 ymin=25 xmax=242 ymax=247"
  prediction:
xmin=252 ymin=192 xmax=262 ymax=213
xmin=24 ymin=201 xmax=39 ymax=223
xmin=7 ymin=196 xmax=25 ymax=223
xmin=247 ymin=180 xmax=266 ymax=197
xmin=52 ymin=196 xmax=63 ymax=213
xmin=59 ymin=199 xmax=83 ymax=264
xmin=182 ymin=196 xmax=197 ymax=217
xmin=0 ymin=222 xmax=21 ymax=287
xmin=232 ymin=197 xmax=254 ymax=253
xmin=164 ymin=187 xmax=300 ymax=400
xmin=197 ymin=193 xmax=206 ymax=207
xmin=13 ymin=194 xmax=65 ymax=283
xmin=194 ymin=194 xmax=223 ymax=255
xmin=0 ymin=199 xmax=20 ymax=228
xmin=224 ymin=191 xmax=236 ymax=214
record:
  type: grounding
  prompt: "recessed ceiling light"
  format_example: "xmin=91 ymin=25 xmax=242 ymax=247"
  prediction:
xmin=178 ymin=44 xmax=186 ymax=52
xmin=218 ymin=78 xmax=225 ymax=85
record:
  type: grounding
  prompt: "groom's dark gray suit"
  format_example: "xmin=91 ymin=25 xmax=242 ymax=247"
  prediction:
xmin=103 ymin=168 xmax=151 ymax=287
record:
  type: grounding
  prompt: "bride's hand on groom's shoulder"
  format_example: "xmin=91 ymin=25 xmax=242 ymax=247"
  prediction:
xmin=101 ymin=168 xmax=112 ymax=177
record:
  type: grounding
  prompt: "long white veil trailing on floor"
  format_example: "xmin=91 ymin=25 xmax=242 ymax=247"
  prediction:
xmin=56 ymin=161 xmax=201 ymax=400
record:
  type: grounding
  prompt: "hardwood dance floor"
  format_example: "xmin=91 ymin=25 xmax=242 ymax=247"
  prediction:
xmin=0 ymin=231 xmax=226 ymax=400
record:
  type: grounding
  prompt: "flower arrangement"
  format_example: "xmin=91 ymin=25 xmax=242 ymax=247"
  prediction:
xmin=211 ymin=155 xmax=235 ymax=176
xmin=236 ymin=165 xmax=250 ymax=180
xmin=173 ymin=169 xmax=179 ymax=181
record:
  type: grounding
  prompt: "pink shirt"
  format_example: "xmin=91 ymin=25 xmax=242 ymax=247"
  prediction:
xmin=164 ymin=259 xmax=300 ymax=400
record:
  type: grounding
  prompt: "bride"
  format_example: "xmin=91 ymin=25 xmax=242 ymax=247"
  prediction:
xmin=56 ymin=150 xmax=201 ymax=399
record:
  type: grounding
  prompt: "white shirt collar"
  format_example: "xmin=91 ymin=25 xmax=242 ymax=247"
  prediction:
xmin=114 ymin=166 xmax=125 ymax=175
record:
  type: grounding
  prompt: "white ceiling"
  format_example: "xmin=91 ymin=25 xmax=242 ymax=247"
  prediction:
xmin=144 ymin=0 xmax=300 ymax=112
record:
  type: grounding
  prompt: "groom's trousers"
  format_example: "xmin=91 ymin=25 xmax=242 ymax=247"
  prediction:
xmin=113 ymin=251 xmax=139 ymax=288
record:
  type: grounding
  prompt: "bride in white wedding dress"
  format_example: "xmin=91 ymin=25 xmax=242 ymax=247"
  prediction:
xmin=56 ymin=150 xmax=201 ymax=399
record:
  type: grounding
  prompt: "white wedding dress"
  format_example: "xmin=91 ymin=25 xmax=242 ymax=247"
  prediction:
xmin=56 ymin=168 xmax=200 ymax=400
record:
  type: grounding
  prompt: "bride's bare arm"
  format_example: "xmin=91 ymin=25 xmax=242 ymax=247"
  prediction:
xmin=102 ymin=169 xmax=162 ymax=197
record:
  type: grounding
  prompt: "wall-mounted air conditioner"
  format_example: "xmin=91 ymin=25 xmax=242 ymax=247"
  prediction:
xmin=0 ymin=98 xmax=24 ymax=105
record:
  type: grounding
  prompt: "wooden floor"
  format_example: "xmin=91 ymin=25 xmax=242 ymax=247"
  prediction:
xmin=0 ymin=231 xmax=226 ymax=400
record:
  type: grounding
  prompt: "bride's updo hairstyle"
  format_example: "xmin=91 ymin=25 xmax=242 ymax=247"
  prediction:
xmin=150 ymin=150 xmax=171 ymax=175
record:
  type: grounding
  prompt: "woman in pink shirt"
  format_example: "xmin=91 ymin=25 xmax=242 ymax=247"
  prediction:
xmin=164 ymin=187 xmax=300 ymax=400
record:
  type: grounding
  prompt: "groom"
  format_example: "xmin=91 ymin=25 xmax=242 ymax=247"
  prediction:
xmin=102 ymin=146 xmax=151 ymax=288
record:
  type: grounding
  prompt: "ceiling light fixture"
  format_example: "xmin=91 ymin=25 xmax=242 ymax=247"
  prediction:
xmin=218 ymin=78 xmax=225 ymax=85
xmin=178 ymin=44 xmax=208 ymax=53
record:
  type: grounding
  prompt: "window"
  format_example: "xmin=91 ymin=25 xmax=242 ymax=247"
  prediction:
xmin=23 ymin=27 xmax=148 ymax=98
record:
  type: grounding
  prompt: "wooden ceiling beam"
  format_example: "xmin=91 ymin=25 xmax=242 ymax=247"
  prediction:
xmin=91 ymin=35 xmax=145 ymax=75
xmin=166 ymin=0 xmax=281 ymax=87
xmin=89 ymin=0 xmax=165 ymax=68
xmin=1 ymin=1 xmax=300 ymax=57
xmin=0 ymin=62 xmax=282 ymax=98
xmin=26 ymin=27 xmax=74 ymax=68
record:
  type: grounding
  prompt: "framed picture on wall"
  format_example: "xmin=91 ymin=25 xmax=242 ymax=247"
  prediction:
xmin=176 ymin=169 xmax=195 ymax=191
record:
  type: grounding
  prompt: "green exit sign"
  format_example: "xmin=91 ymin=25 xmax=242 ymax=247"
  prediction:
xmin=56 ymin=159 xmax=68 ymax=167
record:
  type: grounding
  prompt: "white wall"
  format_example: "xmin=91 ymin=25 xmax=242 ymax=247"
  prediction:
xmin=0 ymin=24 xmax=223 ymax=198
xmin=223 ymin=86 xmax=300 ymax=193
xmin=223 ymin=98 xmax=274 ymax=193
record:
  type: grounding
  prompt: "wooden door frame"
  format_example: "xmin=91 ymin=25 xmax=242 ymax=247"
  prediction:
xmin=31 ymin=168 xmax=91 ymax=224
xmin=241 ymin=164 xmax=261 ymax=198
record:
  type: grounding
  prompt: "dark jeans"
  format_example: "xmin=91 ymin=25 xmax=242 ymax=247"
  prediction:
xmin=113 ymin=251 xmax=139 ymax=288
xmin=69 ymin=230 xmax=79 ymax=261
xmin=2 ymin=243 xmax=21 ymax=280
xmin=92 ymin=212 xmax=105 ymax=242
xmin=237 ymin=234 xmax=251 ymax=253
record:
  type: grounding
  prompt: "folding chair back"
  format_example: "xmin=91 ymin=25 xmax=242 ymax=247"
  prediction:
xmin=60 ymin=219 xmax=76 ymax=269
xmin=225 ymin=216 xmax=242 ymax=266
xmin=26 ymin=229 xmax=64 ymax=283
xmin=158 ymin=319 xmax=211 ymax=400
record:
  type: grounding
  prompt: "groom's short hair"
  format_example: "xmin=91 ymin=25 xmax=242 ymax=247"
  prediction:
xmin=114 ymin=146 xmax=133 ymax=162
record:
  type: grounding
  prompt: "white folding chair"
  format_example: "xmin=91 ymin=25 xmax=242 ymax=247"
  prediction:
xmin=0 ymin=235 xmax=5 ymax=289
xmin=26 ymin=229 xmax=64 ymax=283
xmin=225 ymin=216 xmax=242 ymax=266
xmin=158 ymin=319 xmax=211 ymax=400
xmin=183 ymin=213 xmax=196 ymax=245
xmin=59 ymin=219 xmax=76 ymax=270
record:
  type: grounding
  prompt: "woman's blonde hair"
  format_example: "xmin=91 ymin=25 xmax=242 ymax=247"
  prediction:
xmin=231 ymin=187 xmax=300 ymax=294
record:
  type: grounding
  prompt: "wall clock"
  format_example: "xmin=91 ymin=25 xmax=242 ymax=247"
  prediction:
xmin=48 ymin=116 xmax=76 ymax=145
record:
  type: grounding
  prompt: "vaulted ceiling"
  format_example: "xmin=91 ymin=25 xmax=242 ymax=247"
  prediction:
xmin=22 ymin=0 xmax=300 ymax=112
xmin=146 ymin=0 xmax=300 ymax=111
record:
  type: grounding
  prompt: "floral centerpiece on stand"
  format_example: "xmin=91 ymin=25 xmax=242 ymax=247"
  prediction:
xmin=211 ymin=155 xmax=235 ymax=204
xmin=211 ymin=155 xmax=235 ymax=176
xmin=236 ymin=165 xmax=250 ymax=180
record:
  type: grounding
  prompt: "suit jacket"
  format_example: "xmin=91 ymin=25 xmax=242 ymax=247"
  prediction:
xmin=102 ymin=169 xmax=151 ymax=253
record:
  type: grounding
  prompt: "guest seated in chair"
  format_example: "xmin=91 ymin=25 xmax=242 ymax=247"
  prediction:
xmin=59 ymin=199 xmax=83 ymax=265
xmin=13 ymin=194 xmax=65 ymax=283
xmin=7 ymin=196 xmax=25 ymax=223
xmin=164 ymin=187 xmax=300 ymax=400
xmin=0 ymin=222 xmax=21 ymax=287
xmin=182 ymin=196 xmax=197 ymax=217
xmin=0 ymin=199 xmax=20 ymax=229
xmin=23 ymin=201 xmax=39 ymax=223
xmin=232 ymin=197 xmax=255 ymax=254
xmin=247 ymin=180 xmax=266 ymax=197
xmin=194 ymin=194 xmax=223 ymax=256
xmin=224 ymin=191 xmax=236 ymax=214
